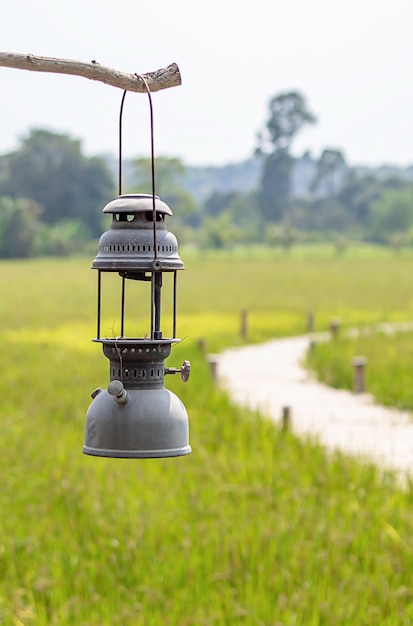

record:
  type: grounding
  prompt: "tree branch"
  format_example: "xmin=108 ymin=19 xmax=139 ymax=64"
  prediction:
xmin=0 ymin=52 xmax=182 ymax=93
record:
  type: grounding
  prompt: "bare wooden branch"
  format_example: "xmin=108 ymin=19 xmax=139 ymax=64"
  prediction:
xmin=0 ymin=52 xmax=182 ymax=93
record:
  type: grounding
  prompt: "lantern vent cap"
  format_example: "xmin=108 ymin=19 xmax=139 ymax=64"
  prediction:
xmin=102 ymin=193 xmax=173 ymax=216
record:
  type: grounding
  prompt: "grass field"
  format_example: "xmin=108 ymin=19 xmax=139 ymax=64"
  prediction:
xmin=2 ymin=246 xmax=413 ymax=624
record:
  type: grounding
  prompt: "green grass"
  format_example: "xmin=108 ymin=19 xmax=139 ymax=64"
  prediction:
xmin=2 ymin=249 xmax=413 ymax=624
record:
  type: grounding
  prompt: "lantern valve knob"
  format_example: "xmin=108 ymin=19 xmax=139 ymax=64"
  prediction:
xmin=165 ymin=360 xmax=191 ymax=382
xmin=107 ymin=380 xmax=128 ymax=404
xmin=180 ymin=360 xmax=191 ymax=382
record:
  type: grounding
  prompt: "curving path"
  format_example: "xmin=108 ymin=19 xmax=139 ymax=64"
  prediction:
xmin=215 ymin=335 xmax=413 ymax=477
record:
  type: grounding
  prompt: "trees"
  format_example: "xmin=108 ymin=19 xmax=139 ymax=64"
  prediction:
xmin=199 ymin=211 xmax=243 ymax=249
xmin=0 ymin=129 xmax=114 ymax=236
xmin=311 ymin=149 xmax=347 ymax=197
xmin=257 ymin=91 xmax=317 ymax=222
xmin=258 ymin=151 xmax=293 ymax=222
xmin=336 ymin=173 xmax=385 ymax=227
xmin=258 ymin=92 xmax=317 ymax=154
xmin=0 ymin=197 xmax=42 ymax=258
xmin=368 ymin=186 xmax=413 ymax=243
xmin=201 ymin=190 xmax=261 ymax=245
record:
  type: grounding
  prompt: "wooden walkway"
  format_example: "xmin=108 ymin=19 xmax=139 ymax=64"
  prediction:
xmin=216 ymin=335 xmax=413 ymax=478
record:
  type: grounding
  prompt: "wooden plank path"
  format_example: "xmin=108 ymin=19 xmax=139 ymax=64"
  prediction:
xmin=216 ymin=334 xmax=413 ymax=478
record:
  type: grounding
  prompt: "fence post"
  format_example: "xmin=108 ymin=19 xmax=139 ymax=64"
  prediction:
xmin=330 ymin=317 xmax=342 ymax=339
xmin=197 ymin=337 xmax=207 ymax=353
xmin=307 ymin=312 xmax=314 ymax=333
xmin=241 ymin=309 xmax=249 ymax=341
xmin=282 ymin=406 xmax=292 ymax=431
xmin=207 ymin=354 xmax=219 ymax=384
xmin=308 ymin=338 xmax=316 ymax=354
xmin=352 ymin=356 xmax=367 ymax=394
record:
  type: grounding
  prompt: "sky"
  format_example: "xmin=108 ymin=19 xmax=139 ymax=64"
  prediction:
xmin=0 ymin=0 xmax=412 ymax=168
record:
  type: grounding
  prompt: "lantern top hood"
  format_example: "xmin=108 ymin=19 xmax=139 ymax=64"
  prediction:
xmin=92 ymin=192 xmax=184 ymax=273
xmin=102 ymin=193 xmax=173 ymax=216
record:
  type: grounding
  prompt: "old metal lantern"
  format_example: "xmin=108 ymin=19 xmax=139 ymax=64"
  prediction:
xmin=83 ymin=84 xmax=191 ymax=459
xmin=83 ymin=193 xmax=191 ymax=458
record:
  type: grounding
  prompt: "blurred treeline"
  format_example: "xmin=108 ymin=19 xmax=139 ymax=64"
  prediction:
xmin=1 ymin=90 xmax=413 ymax=258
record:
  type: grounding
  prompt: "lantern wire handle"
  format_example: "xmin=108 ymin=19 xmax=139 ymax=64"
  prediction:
xmin=118 ymin=75 xmax=160 ymax=341
xmin=118 ymin=90 xmax=127 ymax=197
xmin=136 ymin=73 xmax=158 ymax=261
xmin=118 ymin=77 xmax=158 ymax=259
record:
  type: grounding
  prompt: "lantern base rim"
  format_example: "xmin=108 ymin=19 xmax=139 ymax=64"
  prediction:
xmin=82 ymin=444 xmax=192 ymax=459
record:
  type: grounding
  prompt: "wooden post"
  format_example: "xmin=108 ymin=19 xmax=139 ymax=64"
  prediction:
xmin=282 ymin=406 xmax=292 ymax=431
xmin=330 ymin=317 xmax=342 ymax=339
xmin=308 ymin=338 xmax=316 ymax=354
xmin=352 ymin=356 xmax=367 ymax=394
xmin=207 ymin=355 xmax=219 ymax=384
xmin=197 ymin=337 xmax=207 ymax=353
xmin=241 ymin=309 xmax=249 ymax=341
xmin=307 ymin=312 xmax=314 ymax=333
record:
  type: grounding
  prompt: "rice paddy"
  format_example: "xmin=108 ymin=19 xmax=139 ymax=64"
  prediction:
xmin=1 ymin=245 xmax=413 ymax=624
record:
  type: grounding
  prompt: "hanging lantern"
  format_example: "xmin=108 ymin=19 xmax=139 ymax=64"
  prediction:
xmin=83 ymin=81 xmax=191 ymax=459
xmin=83 ymin=193 xmax=191 ymax=458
